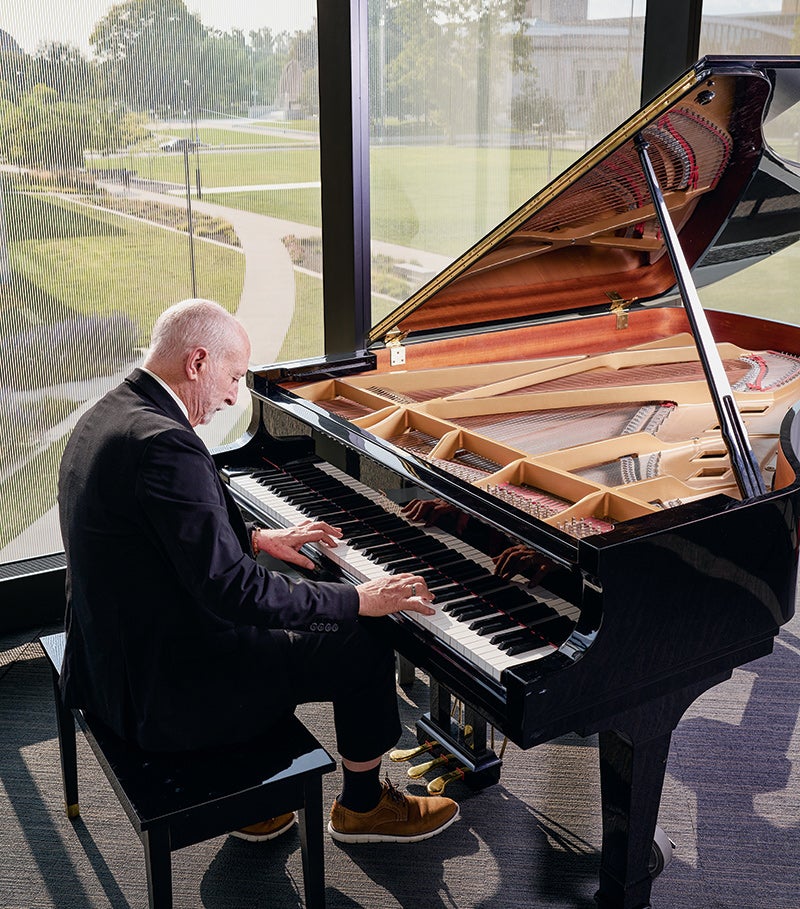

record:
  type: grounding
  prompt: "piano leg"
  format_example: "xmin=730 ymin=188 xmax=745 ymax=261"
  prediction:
xmin=593 ymin=673 xmax=731 ymax=909
xmin=595 ymin=727 xmax=672 ymax=909
xmin=395 ymin=653 xmax=415 ymax=688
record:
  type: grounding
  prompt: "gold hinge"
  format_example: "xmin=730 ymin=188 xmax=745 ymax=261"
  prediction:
xmin=384 ymin=328 xmax=408 ymax=366
xmin=606 ymin=291 xmax=633 ymax=330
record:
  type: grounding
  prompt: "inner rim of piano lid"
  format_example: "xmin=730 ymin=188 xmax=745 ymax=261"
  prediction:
xmin=385 ymin=328 xmax=408 ymax=367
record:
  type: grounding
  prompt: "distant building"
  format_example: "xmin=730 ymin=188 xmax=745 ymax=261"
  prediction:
xmin=515 ymin=2 xmax=799 ymax=133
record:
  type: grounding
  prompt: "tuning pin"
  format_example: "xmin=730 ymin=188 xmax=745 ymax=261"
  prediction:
xmin=427 ymin=767 xmax=465 ymax=795
xmin=389 ymin=740 xmax=435 ymax=762
xmin=408 ymin=753 xmax=453 ymax=779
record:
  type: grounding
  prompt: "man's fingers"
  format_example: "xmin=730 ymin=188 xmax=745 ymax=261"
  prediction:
xmin=300 ymin=519 xmax=342 ymax=537
xmin=305 ymin=530 xmax=339 ymax=548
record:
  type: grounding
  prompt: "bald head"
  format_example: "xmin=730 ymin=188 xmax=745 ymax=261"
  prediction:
xmin=145 ymin=299 xmax=247 ymax=369
xmin=143 ymin=299 xmax=251 ymax=426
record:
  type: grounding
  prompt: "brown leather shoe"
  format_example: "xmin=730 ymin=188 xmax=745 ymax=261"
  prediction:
xmin=230 ymin=812 xmax=295 ymax=842
xmin=328 ymin=778 xmax=459 ymax=843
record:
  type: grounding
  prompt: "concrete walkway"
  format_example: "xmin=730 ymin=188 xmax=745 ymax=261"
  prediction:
xmin=104 ymin=178 xmax=451 ymax=364
xmin=167 ymin=181 xmax=321 ymax=194
xmin=102 ymin=180 xmax=311 ymax=364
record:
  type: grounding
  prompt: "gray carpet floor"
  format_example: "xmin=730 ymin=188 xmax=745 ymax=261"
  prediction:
xmin=2 ymin=615 xmax=800 ymax=909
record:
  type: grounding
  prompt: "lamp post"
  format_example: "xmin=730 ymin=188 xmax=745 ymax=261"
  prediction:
xmin=183 ymin=79 xmax=202 ymax=199
xmin=183 ymin=139 xmax=197 ymax=298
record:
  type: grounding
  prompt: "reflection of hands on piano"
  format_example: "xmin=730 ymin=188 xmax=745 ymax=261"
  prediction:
xmin=493 ymin=544 xmax=557 ymax=585
xmin=401 ymin=498 xmax=471 ymax=535
xmin=253 ymin=520 xmax=343 ymax=571
xmin=403 ymin=498 xmax=517 ymax=564
xmin=356 ymin=571 xmax=435 ymax=618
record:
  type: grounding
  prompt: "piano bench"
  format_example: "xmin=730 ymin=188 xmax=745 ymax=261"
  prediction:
xmin=39 ymin=631 xmax=336 ymax=909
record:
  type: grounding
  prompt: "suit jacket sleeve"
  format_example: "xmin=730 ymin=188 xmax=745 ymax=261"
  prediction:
xmin=137 ymin=425 xmax=360 ymax=628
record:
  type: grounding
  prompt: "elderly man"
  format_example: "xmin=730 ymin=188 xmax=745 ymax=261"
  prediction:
xmin=58 ymin=298 xmax=458 ymax=843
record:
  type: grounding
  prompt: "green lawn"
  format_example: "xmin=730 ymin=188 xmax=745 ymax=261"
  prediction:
xmin=96 ymin=146 xmax=321 ymax=189
xmin=91 ymin=143 xmax=581 ymax=256
xmin=0 ymin=189 xmax=247 ymax=550
xmin=699 ymin=239 xmax=800 ymax=326
xmin=203 ymin=186 xmax=322 ymax=226
xmin=6 ymin=193 xmax=244 ymax=338
xmin=150 ymin=125 xmax=314 ymax=147
xmin=276 ymin=271 xmax=324 ymax=362
xmin=0 ymin=433 xmax=68 ymax=550
xmin=275 ymin=270 xmax=416 ymax=364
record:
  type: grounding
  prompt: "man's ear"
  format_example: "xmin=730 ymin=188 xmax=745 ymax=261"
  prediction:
xmin=186 ymin=346 xmax=209 ymax=380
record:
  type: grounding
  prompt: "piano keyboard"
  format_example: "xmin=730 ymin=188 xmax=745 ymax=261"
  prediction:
xmin=225 ymin=460 xmax=577 ymax=684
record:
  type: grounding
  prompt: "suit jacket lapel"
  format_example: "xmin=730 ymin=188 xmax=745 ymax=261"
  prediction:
xmin=127 ymin=368 xmax=252 ymax=554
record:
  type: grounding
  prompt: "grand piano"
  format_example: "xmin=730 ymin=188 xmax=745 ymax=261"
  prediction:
xmin=218 ymin=57 xmax=800 ymax=908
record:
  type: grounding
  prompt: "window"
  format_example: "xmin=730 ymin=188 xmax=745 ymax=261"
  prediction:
xmin=697 ymin=2 xmax=800 ymax=328
xmin=0 ymin=1 xmax=320 ymax=564
xmin=367 ymin=0 xmax=645 ymax=329
xmin=0 ymin=0 xmax=651 ymax=567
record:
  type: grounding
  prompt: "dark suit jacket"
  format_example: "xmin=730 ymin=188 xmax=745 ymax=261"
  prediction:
xmin=58 ymin=369 xmax=359 ymax=751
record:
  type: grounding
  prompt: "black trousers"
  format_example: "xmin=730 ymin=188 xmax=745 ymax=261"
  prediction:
xmin=266 ymin=617 xmax=402 ymax=763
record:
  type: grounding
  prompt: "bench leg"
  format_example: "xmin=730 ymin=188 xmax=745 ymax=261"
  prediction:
xmin=142 ymin=826 xmax=173 ymax=909
xmin=49 ymin=666 xmax=80 ymax=818
xmin=298 ymin=775 xmax=326 ymax=909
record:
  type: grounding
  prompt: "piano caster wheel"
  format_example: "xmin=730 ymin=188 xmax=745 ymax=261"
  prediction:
xmin=649 ymin=825 xmax=675 ymax=879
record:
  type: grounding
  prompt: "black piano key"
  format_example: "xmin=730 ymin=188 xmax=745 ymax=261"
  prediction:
xmin=365 ymin=515 xmax=410 ymax=532
xmin=504 ymin=635 xmax=550 ymax=656
xmin=381 ymin=556 xmax=426 ymax=572
xmin=429 ymin=585 xmax=472 ymax=603
xmin=533 ymin=615 xmax=576 ymax=644
xmin=479 ymin=587 xmax=532 ymax=610
xmin=470 ymin=614 xmax=514 ymax=634
xmin=467 ymin=577 xmax=518 ymax=597
xmin=447 ymin=602 xmax=497 ymax=621
xmin=489 ymin=626 xmax=531 ymax=646
xmin=503 ymin=602 xmax=558 ymax=626
xmin=298 ymin=500 xmax=341 ymax=515
xmin=441 ymin=595 xmax=481 ymax=613
xmin=495 ymin=630 xmax=540 ymax=651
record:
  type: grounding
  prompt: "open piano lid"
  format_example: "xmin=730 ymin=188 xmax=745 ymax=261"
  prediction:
xmin=368 ymin=56 xmax=800 ymax=347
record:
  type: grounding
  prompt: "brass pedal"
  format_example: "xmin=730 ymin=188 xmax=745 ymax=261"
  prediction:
xmin=389 ymin=740 xmax=435 ymax=762
xmin=407 ymin=753 xmax=453 ymax=779
xmin=427 ymin=767 xmax=465 ymax=794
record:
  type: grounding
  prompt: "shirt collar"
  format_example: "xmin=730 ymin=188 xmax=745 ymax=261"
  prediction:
xmin=140 ymin=367 xmax=190 ymax=421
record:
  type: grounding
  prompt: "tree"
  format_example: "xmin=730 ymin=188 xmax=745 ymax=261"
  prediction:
xmin=380 ymin=0 xmax=447 ymax=132
xmin=249 ymin=28 xmax=290 ymax=110
xmin=197 ymin=29 xmax=251 ymax=115
xmin=510 ymin=79 xmax=565 ymax=146
xmin=376 ymin=0 xmax=538 ymax=141
xmin=0 ymin=84 xmax=143 ymax=170
xmin=33 ymin=41 xmax=97 ymax=104
xmin=90 ymin=0 xmax=206 ymax=114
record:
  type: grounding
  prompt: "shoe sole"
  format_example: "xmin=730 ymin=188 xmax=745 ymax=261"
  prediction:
xmin=327 ymin=804 xmax=460 ymax=844
xmin=229 ymin=817 xmax=296 ymax=842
